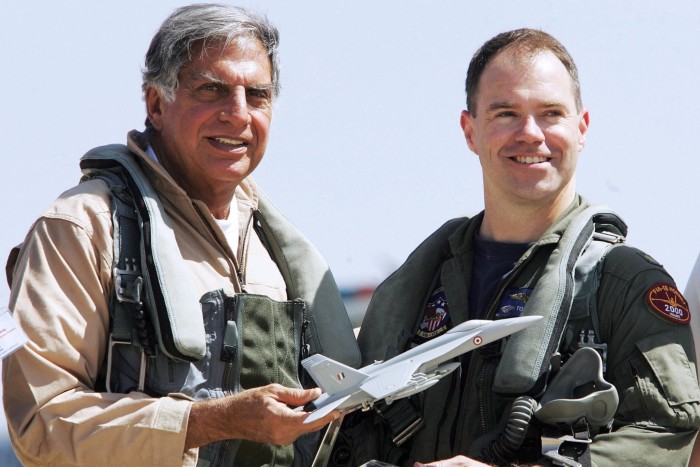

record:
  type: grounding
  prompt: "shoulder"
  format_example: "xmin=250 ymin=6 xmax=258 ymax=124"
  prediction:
xmin=601 ymin=244 xmax=671 ymax=281
xmin=409 ymin=217 xmax=471 ymax=258
xmin=42 ymin=179 xmax=113 ymax=235
xmin=598 ymin=244 xmax=690 ymax=327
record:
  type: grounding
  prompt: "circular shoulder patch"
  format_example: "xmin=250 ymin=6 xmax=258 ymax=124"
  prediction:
xmin=645 ymin=282 xmax=690 ymax=324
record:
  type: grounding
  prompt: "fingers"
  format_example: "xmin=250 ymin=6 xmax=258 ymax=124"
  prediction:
xmin=414 ymin=456 xmax=489 ymax=467
xmin=232 ymin=385 xmax=335 ymax=445
xmin=269 ymin=384 xmax=322 ymax=406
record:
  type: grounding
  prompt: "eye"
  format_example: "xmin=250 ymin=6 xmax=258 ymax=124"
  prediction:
xmin=246 ymin=87 xmax=272 ymax=108
xmin=544 ymin=109 xmax=564 ymax=117
xmin=495 ymin=110 xmax=517 ymax=118
xmin=200 ymin=83 xmax=224 ymax=93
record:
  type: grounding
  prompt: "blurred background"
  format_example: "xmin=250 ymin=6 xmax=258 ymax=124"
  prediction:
xmin=2 ymin=1 xmax=700 ymax=464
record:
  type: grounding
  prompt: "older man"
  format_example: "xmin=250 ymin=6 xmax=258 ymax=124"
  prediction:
xmin=339 ymin=29 xmax=700 ymax=467
xmin=3 ymin=4 xmax=359 ymax=466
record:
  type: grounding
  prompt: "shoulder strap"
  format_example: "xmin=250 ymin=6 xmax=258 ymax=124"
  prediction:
xmin=80 ymin=145 xmax=207 ymax=362
xmin=493 ymin=206 xmax=626 ymax=394
xmin=254 ymin=189 xmax=362 ymax=368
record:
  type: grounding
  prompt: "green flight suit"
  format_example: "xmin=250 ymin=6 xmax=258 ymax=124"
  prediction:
xmin=356 ymin=196 xmax=700 ymax=466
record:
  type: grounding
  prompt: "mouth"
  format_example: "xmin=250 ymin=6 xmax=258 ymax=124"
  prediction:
xmin=208 ymin=137 xmax=248 ymax=149
xmin=513 ymin=155 xmax=550 ymax=164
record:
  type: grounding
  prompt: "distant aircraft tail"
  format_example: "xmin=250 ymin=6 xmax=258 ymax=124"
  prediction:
xmin=302 ymin=354 xmax=368 ymax=395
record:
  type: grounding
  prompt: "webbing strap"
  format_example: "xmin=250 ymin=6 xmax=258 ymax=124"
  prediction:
xmin=81 ymin=146 xmax=207 ymax=362
xmin=493 ymin=206 xmax=625 ymax=394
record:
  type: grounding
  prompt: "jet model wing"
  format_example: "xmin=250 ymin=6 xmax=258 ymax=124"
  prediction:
xmin=359 ymin=358 xmax=421 ymax=400
xmin=359 ymin=330 xmax=480 ymax=400
xmin=303 ymin=394 xmax=354 ymax=423
xmin=302 ymin=353 xmax=369 ymax=395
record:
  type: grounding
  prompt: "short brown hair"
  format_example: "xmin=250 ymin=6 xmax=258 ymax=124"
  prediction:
xmin=465 ymin=28 xmax=581 ymax=116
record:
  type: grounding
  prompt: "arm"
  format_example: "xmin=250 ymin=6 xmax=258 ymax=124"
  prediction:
xmin=185 ymin=384 xmax=336 ymax=449
xmin=3 ymin=198 xmax=196 ymax=466
xmin=589 ymin=247 xmax=700 ymax=466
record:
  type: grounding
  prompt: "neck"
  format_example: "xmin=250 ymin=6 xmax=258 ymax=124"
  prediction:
xmin=480 ymin=191 xmax=576 ymax=243
xmin=149 ymin=137 xmax=236 ymax=220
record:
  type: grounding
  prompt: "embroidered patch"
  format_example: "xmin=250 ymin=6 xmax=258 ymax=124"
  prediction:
xmin=645 ymin=282 xmax=690 ymax=324
xmin=496 ymin=288 xmax=533 ymax=318
xmin=413 ymin=287 xmax=451 ymax=345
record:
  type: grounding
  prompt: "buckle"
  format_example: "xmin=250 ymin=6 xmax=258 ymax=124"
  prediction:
xmin=375 ymin=399 xmax=424 ymax=446
xmin=541 ymin=435 xmax=589 ymax=467
xmin=114 ymin=258 xmax=143 ymax=303
xmin=106 ymin=334 xmax=147 ymax=393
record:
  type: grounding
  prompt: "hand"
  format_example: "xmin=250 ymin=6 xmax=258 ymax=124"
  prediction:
xmin=185 ymin=383 xmax=338 ymax=448
xmin=414 ymin=456 xmax=491 ymax=467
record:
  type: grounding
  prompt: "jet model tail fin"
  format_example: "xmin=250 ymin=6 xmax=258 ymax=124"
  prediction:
xmin=302 ymin=354 xmax=368 ymax=395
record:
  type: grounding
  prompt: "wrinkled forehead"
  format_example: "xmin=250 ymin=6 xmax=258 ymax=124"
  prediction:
xmin=189 ymin=34 xmax=266 ymax=64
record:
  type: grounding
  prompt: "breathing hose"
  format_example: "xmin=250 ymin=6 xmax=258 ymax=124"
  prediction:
xmin=480 ymin=395 xmax=538 ymax=464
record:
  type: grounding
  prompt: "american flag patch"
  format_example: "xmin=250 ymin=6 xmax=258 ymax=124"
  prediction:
xmin=335 ymin=372 xmax=345 ymax=382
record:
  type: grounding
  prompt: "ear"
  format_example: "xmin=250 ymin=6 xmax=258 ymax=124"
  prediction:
xmin=145 ymin=87 xmax=165 ymax=131
xmin=460 ymin=110 xmax=478 ymax=154
xmin=578 ymin=107 xmax=590 ymax=150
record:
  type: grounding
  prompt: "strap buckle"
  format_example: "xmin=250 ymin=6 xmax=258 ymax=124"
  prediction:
xmin=114 ymin=259 xmax=143 ymax=303
xmin=106 ymin=334 xmax=147 ymax=393
xmin=541 ymin=435 xmax=590 ymax=467
xmin=375 ymin=399 xmax=424 ymax=446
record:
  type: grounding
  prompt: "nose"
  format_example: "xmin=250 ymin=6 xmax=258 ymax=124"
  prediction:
xmin=219 ymin=87 xmax=251 ymax=124
xmin=515 ymin=115 xmax=545 ymax=144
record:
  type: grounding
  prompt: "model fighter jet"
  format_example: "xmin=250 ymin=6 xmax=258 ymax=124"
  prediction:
xmin=301 ymin=315 xmax=542 ymax=423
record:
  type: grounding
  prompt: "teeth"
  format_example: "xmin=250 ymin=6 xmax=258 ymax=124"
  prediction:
xmin=515 ymin=156 xmax=548 ymax=164
xmin=212 ymin=137 xmax=245 ymax=145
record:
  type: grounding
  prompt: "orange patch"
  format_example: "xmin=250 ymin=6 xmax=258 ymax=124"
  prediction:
xmin=645 ymin=282 xmax=690 ymax=324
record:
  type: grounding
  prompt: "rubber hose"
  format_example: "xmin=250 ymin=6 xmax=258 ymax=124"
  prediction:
xmin=482 ymin=395 xmax=538 ymax=464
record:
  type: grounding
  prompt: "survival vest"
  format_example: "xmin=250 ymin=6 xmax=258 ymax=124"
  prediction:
xmin=338 ymin=203 xmax=627 ymax=466
xmin=44 ymin=145 xmax=360 ymax=466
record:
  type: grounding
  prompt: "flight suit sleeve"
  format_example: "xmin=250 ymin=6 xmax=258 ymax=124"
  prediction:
xmin=589 ymin=246 xmax=700 ymax=467
xmin=684 ymin=252 xmax=700 ymax=375
xmin=2 ymin=184 xmax=195 ymax=466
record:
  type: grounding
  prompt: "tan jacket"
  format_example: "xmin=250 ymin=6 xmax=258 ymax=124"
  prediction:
xmin=2 ymin=131 xmax=293 ymax=466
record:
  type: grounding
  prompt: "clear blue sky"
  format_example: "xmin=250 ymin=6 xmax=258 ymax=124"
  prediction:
xmin=1 ymin=0 xmax=700 ymax=460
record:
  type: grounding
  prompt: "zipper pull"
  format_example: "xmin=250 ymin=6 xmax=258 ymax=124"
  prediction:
xmin=295 ymin=298 xmax=311 ymax=359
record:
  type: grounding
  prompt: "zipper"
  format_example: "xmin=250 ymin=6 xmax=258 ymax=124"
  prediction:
xmin=236 ymin=211 xmax=255 ymax=287
xmin=298 ymin=299 xmax=310 ymax=360
xmin=192 ymin=202 xmax=245 ymax=290
xmin=217 ymin=295 xmax=239 ymax=466
xmin=454 ymin=244 xmax=539 ymax=443
xmin=221 ymin=294 xmax=239 ymax=394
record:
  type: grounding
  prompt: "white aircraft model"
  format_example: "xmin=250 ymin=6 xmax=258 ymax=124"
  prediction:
xmin=302 ymin=315 xmax=542 ymax=423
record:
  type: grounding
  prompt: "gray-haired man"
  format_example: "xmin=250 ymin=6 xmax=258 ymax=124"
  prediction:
xmin=3 ymin=4 xmax=359 ymax=466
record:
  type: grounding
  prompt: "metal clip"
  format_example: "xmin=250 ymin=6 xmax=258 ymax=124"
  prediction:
xmin=592 ymin=231 xmax=624 ymax=244
xmin=114 ymin=258 xmax=143 ymax=303
xmin=578 ymin=329 xmax=608 ymax=372
xmin=541 ymin=435 xmax=589 ymax=467
xmin=105 ymin=334 xmax=148 ymax=393
xmin=392 ymin=417 xmax=424 ymax=446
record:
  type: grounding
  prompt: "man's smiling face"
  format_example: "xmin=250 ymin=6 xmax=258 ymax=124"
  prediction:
xmin=461 ymin=49 xmax=589 ymax=210
xmin=146 ymin=37 xmax=273 ymax=195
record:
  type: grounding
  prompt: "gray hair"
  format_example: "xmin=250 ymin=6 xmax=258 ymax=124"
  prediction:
xmin=142 ymin=3 xmax=280 ymax=104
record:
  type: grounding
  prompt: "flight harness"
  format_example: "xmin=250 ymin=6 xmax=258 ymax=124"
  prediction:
xmin=343 ymin=206 xmax=627 ymax=467
xmin=77 ymin=145 xmax=361 ymax=466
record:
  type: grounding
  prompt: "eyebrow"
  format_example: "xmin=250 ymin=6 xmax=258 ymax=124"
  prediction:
xmin=187 ymin=71 xmax=274 ymax=93
xmin=486 ymin=101 xmax=516 ymax=112
xmin=188 ymin=70 xmax=225 ymax=84
xmin=486 ymin=100 xmax=565 ymax=112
